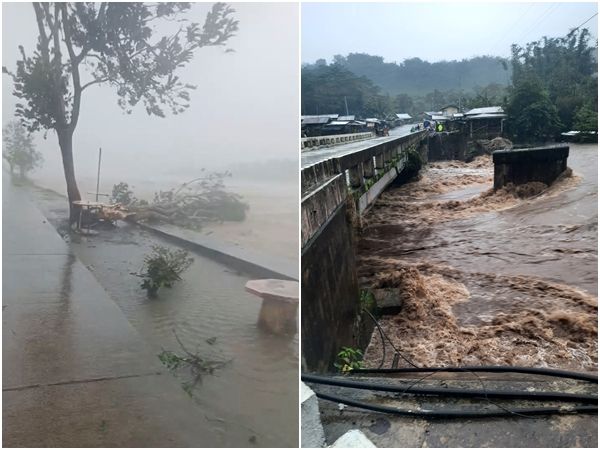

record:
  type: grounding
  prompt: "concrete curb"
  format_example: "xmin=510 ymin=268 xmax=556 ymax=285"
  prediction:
xmin=301 ymin=382 xmax=326 ymax=448
xmin=137 ymin=222 xmax=298 ymax=281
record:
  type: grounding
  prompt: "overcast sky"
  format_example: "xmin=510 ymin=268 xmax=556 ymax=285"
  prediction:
xmin=2 ymin=2 xmax=298 ymax=191
xmin=302 ymin=1 xmax=598 ymax=64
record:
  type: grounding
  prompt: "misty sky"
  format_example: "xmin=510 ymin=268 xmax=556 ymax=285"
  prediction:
xmin=302 ymin=2 xmax=598 ymax=64
xmin=2 ymin=2 xmax=299 ymax=192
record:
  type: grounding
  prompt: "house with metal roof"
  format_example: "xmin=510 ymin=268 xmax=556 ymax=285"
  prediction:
xmin=465 ymin=106 xmax=505 ymax=116
xmin=440 ymin=105 xmax=460 ymax=117
xmin=301 ymin=115 xmax=337 ymax=137
xmin=464 ymin=106 xmax=507 ymax=138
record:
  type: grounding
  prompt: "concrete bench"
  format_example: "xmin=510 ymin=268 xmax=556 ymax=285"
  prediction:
xmin=245 ymin=279 xmax=299 ymax=335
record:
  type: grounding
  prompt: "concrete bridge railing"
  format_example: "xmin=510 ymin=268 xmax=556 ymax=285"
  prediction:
xmin=301 ymin=132 xmax=374 ymax=152
xmin=302 ymin=130 xmax=428 ymax=219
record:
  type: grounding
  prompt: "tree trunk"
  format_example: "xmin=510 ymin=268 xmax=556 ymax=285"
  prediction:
xmin=57 ymin=130 xmax=82 ymax=224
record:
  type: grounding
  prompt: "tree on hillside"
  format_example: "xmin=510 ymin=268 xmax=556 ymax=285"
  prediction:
xmin=3 ymin=2 xmax=238 ymax=223
xmin=393 ymin=93 xmax=413 ymax=114
xmin=510 ymin=29 xmax=597 ymax=130
xmin=301 ymin=63 xmax=385 ymax=117
xmin=2 ymin=120 xmax=43 ymax=178
xmin=573 ymin=102 xmax=598 ymax=132
xmin=505 ymin=71 xmax=562 ymax=144
xmin=307 ymin=53 xmax=511 ymax=96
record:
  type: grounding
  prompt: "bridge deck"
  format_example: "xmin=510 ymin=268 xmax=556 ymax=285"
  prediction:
xmin=301 ymin=124 xmax=416 ymax=168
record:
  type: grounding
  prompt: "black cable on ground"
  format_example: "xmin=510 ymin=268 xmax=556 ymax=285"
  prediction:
xmin=363 ymin=308 xmax=418 ymax=368
xmin=314 ymin=391 xmax=598 ymax=419
xmin=302 ymin=373 xmax=598 ymax=404
xmin=350 ymin=366 xmax=598 ymax=383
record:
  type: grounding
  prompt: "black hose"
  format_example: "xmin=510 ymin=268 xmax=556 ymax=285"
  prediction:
xmin=302 ymin=373 xmax=598 ymax=404
xmin=314 ymin=391 xmax=598 ymax=419
xmin=350 ymin=366 xmax=598 ymax=383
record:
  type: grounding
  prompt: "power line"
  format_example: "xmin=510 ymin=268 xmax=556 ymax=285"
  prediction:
xmin=569 ymin=12 xmax=598 ymax=34
xmin=489 ymin=3 xmax=536 ymax=56
xmin=516 ymin=3 xmax=558 ymax=45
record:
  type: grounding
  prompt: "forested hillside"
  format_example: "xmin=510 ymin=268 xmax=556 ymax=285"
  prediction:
xmin=302 ymin=28 xmax=597 ymax=141
xmin=303 ymin=53 xmax=511 ymax=96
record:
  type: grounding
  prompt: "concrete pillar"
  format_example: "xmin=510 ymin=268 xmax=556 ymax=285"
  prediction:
xmin=363 ymin=158 xmax=375 ymax=178
xmin=383 ymin=150 xmax=392 ymax=165
xmin=375 ymin=153 xmax=385 ymax=170
xmin=348 ymin=164 xmax=364 ymax=189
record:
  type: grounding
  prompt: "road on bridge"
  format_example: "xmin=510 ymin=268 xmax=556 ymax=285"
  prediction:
xmin=301 ymin=124 xmax=418 ymax=169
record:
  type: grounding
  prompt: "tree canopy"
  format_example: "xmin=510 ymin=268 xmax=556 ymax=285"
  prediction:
xmin=505 ymin=70 xmax=562 ymax=143
xmin=3 ymin=2 xmax=238 ymax=222
xmin=509 ymin=28 xmax=597 ymax=131
xmin=4 ymin=2 xmax=239 ymax=133
xmin=2 ymin=120 xmax=43 ymax=177
xmin=301 ymin=63 xmax=393 ymax=117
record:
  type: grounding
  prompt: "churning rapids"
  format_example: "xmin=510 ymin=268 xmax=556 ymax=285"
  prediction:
xmin=358 ymin=144 xmax=597 ymax=371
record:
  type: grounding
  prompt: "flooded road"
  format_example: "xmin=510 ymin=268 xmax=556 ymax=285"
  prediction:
xmin=28 ymin=187 xmax=298 ymax=447
xmin=358 ymin=144 xmax=597 ymax=371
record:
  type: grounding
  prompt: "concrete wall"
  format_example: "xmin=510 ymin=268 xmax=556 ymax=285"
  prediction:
xmin=427 ymin=131 xmax=467 ymax=161
xmin=301 ymin=201 xmax=360 ymax=372
xmin=493 ymin=145 xmax=569 ymax=189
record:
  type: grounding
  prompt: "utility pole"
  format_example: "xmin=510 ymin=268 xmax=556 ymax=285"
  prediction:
xmin=344 ymin=96 xmax=349 ymax=116
xmin=95 ymin=147 xmax=102 ymax=202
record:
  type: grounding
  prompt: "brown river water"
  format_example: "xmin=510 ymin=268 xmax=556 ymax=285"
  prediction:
xmin=358 ymin=144 xmax=597 ymax=371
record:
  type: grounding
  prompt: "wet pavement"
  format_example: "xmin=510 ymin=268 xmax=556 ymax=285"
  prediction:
xmin=301 ymin=124 xmax=416 ymax=168
xmin=313 ymin=374 xmax=597 ymax=448
xmin=2 ymin=175 xmax=226 ymax=447
xmin=23 ymin=180 xmax=298 ymax=447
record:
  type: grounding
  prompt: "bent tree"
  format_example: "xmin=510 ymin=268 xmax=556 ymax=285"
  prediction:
xmin=3 ymin=2 xmax=238 ymax=223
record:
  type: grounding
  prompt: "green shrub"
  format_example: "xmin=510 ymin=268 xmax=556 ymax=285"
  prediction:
xmin=140 ymin=246 xmax=193 ymax=297
xmin=334 ymin=347 xmax=364 ymax=373
xmin=360 ymin=289 xmax=376 ymax=311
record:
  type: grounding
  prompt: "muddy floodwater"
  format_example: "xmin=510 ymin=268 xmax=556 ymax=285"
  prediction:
xmin=29 ymin=186 xmax=298 ymax=447
xmin=358 ymin=144 xmax=597 ymax=371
